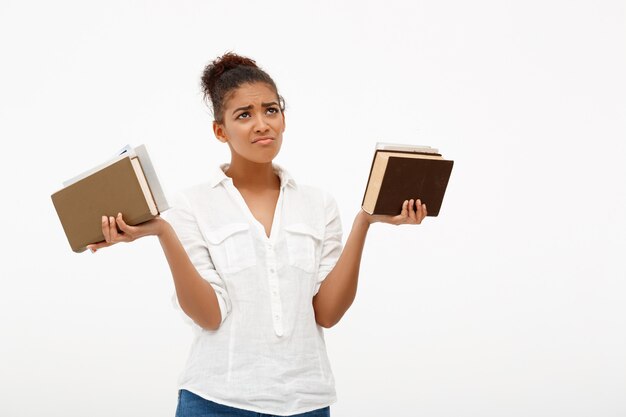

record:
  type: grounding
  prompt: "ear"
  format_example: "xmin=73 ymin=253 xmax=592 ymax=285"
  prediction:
xmin=213 ymin=121 xmax=228 ymax=143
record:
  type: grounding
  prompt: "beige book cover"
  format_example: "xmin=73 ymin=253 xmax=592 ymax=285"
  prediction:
xmin=51 ymin=156 xmax=159 ymax=253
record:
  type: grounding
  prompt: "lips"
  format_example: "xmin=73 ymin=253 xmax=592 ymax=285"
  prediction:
xmin=252 ymin=137 xmax=274 ymax=144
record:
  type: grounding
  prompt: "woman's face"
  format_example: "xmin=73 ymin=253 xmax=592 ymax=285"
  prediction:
xmin=213 ymin=82 xmax=285 ymax=164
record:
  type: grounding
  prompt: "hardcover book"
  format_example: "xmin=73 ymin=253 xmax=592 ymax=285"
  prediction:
xmin=51 ymin=145 xmax=169 ymax=252
xmin=361 ymin=142 xmax=453 ymax=216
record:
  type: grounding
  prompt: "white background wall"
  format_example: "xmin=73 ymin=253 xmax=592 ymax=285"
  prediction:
xmin=1 ymin=1 xmax=624 ymax=416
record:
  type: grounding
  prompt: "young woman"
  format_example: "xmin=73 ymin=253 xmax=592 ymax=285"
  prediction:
xmin=87 ymin=52 xmax=427 ymax=417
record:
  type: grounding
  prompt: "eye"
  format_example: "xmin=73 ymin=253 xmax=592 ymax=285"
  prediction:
xmin=236 ymin=111 xmax=250 ymax=119
xmin=266 ymin=107 xmax=280 ymax=115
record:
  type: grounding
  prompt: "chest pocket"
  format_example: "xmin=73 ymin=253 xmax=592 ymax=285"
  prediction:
xmin=284 ymin=223 xmax=323 ymax=273
xmin=203 ymin=223 xmax=257 ymax=274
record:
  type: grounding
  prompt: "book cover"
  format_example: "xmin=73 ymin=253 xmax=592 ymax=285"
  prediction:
xmin=51 ymin=156 xmax=159 ymax=253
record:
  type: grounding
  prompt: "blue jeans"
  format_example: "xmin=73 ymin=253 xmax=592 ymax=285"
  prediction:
xmin=175 ymin=389 xmax=331 ymax=417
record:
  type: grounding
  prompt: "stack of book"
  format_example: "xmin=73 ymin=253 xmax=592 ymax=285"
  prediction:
xmin=361 ymin=142 xmax=454 ymax=216
xmin=51 ymin=144 xmax=169 ymax=253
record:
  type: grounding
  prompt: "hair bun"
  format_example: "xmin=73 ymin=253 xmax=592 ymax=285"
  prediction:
xmin=203 ymin=52 xmax=258 ymax=97
xmin=201 ymin=51 xmax=282 ymax=123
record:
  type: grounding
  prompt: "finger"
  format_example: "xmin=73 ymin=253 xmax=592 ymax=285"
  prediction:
xmin=389 ymin=200 xmax=408 ymax=225
xmin=399 ymin=199 xmax=408 ymax=217
xmin=87 ymin=240 xmax=113 ymax=253
xmin=109 ymin=216 xmax=120 ymax=242
xmin=408 ymin=199 xmax=417 ymax=222
xmin=423 ymin=203 xmax=427 ymax=218
xmin=102 ymin=215 xmax=111 ymax=242
xmin=415 ymin=199 xmax=424 ymax=223
xmin=116 ymin=213 xmax=134 ymax=240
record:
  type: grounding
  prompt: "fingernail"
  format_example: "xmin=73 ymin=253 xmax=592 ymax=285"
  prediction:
xmin=118 ymin=212 xmax=121 ymax=217
xmin=102 ymin=216 xmax=107 ymax=222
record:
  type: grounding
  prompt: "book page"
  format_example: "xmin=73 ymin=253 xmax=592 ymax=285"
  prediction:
xmin=133 ymin=144 xmax=169 ymax=212
xmin=376 ymin=142 xmax=439 ymax=154
xmin=62 ymin=144 xmax=136 ymax=187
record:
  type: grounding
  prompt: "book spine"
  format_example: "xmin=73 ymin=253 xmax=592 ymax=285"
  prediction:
xmin=361 ymin=150 xmax=381 ymax=207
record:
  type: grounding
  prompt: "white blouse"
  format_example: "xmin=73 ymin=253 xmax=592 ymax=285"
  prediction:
xmin=163 ymin=163 xmax=343 ymax=416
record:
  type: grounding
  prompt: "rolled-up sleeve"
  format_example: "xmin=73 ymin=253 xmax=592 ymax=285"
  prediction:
xmin=314 ymin=191 xmax=343 ymax=296
xmin=163 ymin=192 xmax=231 ymax=326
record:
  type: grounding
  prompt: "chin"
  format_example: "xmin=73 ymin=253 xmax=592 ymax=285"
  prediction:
xmin=238 ymin=151 xmax=280 ymax=165
xmin=237 ymin=144 xmax=282 ymax=164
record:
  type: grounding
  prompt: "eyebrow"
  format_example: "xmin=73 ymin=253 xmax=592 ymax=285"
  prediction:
xmin=232 ymin=101 xmax=279 ymax=115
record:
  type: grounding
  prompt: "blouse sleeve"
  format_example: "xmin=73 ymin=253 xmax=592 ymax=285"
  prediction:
xmin=163 ymin=192 xmax=232 ymax=327
xmin=314 ymin=191 xmax=343 ymax=296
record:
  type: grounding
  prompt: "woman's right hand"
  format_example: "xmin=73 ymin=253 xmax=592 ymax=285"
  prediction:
xmin=86 ymin=213 xmax=168 ymax=253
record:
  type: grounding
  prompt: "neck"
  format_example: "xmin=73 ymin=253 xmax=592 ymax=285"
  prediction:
xmin=225 ymin=155 xmax=280 ymax=192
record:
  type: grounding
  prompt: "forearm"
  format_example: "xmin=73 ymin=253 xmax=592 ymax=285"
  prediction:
xmin=158 ymin=222 xmax=222 ymax=330
xmin=313 ymin=211 xmax=370 ymax=328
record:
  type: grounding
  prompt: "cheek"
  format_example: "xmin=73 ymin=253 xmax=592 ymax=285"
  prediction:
xmin=226 ymin=123 xmax=249 ymax=141
xmin=272 ymin=117 xmax=285 ymax=133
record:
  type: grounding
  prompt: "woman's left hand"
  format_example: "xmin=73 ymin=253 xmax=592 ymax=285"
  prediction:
xmin=359 ymin=199 xmax=427 ymax=226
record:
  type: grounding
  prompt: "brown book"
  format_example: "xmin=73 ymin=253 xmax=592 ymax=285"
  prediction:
xmin=51 ymin=152 xmax=164 ymax=253
xmin=361 ymin=143 xmax=454 ymax=216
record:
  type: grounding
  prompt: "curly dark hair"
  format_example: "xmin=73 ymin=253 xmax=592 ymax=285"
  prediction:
xmin=201 ymin=52 xmax=285 ymax=123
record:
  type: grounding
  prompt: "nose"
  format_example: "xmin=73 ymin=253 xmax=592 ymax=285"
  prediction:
xmin=253 ymin=114 xmax=270 ymax=133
